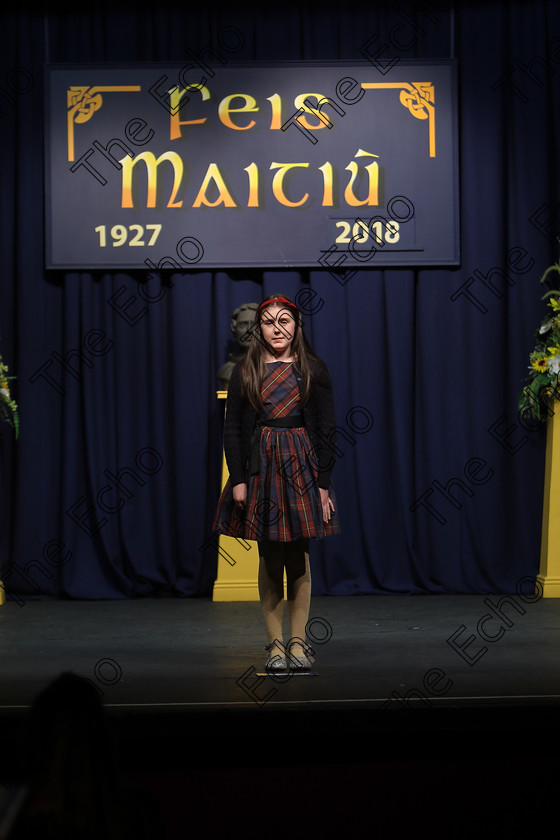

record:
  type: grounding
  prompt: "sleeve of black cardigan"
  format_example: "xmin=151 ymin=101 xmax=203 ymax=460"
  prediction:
xmin=313 ymin=359 xmax=337 ymax=489
xmin=223 ymin=363 xmax=246 ymax=486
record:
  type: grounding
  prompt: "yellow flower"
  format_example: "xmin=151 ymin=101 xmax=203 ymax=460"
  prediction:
xmin=547 ymin=344 xmax=560 ymax=356
xmin=549 ymin=298 xmax=560 ymax=311
xmin=531 ymin=356 xmax=549 ymax=372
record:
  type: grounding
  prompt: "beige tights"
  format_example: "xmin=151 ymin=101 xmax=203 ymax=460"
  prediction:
xmin=258 ymin=539 xmax=311 ymax=658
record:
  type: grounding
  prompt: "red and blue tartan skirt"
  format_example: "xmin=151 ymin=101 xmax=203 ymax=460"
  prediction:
xmin=213 ymin=424 xmax=340 ymax=542
xmin=214 ymin=361 xmax=340 ymax=542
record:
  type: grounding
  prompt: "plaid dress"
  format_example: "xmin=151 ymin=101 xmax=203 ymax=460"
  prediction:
xmin=214 ymin=361 xmax=340 ymax=542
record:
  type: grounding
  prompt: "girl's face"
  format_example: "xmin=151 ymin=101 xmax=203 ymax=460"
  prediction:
xmin=260 ymin=304 xmax=296 ymax=358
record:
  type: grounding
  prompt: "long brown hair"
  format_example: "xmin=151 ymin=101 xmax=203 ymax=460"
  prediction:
xmin=240 ymin=293 xmax=318 ymax=411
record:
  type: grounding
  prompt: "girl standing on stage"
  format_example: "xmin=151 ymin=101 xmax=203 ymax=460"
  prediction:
xmin=214 ymin=293 xmax=339 ymax=671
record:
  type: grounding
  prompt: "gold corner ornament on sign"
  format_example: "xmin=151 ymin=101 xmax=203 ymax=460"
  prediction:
xmin=361 ymin=82 xmax=436 ymax=157
xmin=66 ymin=86 xmax=141 ymax=162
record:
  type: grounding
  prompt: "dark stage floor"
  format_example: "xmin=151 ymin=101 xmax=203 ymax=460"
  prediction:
xmin=1 ymin=593 xmax=559 ymax=711
xmin=1 ymin=594 xmax=559 ymax=838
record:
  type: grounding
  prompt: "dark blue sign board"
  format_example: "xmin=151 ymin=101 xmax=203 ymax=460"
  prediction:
xmin=45 ymin=61 xmax=459 ymax=270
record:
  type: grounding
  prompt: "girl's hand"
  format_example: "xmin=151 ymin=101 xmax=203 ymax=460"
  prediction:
xmin=233 ymin=483 xmax=247 ymax=510
xmin=319 ymin=487 xmax=335 ymax=524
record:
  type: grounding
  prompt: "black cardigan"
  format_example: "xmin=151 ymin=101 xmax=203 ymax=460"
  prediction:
xmin=223 ymin=358 xmax=337 ymax=489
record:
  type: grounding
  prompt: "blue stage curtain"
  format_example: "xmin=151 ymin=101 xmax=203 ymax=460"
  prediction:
xmin=1 ymin=0 xmax=559 ymax=599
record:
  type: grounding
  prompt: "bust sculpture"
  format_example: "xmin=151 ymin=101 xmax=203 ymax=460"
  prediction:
xmin=216 ymin=302 xmax=259 ymax=389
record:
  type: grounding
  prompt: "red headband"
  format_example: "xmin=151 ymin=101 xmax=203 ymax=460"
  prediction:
xmin=258 ymin=296 xmax=298 ymax=312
